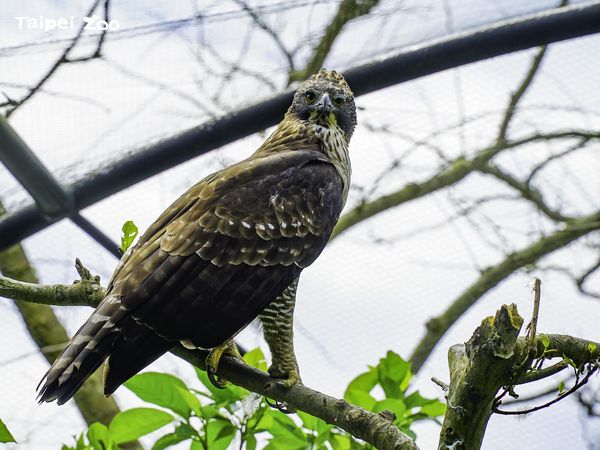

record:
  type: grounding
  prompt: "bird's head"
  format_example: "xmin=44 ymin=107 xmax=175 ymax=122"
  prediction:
xmin=288 ymin=69 xmax=357 ymax=138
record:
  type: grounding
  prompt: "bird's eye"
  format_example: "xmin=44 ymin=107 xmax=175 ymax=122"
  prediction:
xmin=305 ymin=91 xmax=316 ymax=103
xmin=333 ymin=96 xmax=345 ymax=107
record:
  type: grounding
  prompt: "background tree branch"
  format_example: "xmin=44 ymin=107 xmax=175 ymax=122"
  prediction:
xmin=0 ymin=204 xmax=139 ymax=447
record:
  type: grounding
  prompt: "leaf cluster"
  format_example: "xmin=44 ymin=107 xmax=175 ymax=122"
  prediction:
xmin=61 ymin=350 xmax=444 ymax=449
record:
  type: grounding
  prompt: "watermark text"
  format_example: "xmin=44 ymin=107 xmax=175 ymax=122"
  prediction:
xmin=15 ymin=15 xmax=119 ymax=31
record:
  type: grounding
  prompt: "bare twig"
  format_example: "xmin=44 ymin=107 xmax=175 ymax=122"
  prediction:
xmin=67 ymin=0 xmax=111 ymax=62
xmin=4 ymin=0 xmax=105 ymax=117
xmin=233 ymin=0 xmax=296 ymax=72
xmin=576 ymin=257 xmax=600 ymax=299
xmin=479 ymin=164 xmax=571 ymax=222
xmin=493 ymin=366 xmax=598 ymax=415
xmin=496 ymin=46 xmax=547 ymax=142
xmin=528 ymin=278 xmax=542 ymax=347
xmin=289 ymin=0 xmax=380 ymax=83
xmin=515 ymin=360 xmax=568 ymax=384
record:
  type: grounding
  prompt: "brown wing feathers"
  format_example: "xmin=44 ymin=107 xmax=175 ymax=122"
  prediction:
xmin=37 ymin=148 xmax=344 ymax=404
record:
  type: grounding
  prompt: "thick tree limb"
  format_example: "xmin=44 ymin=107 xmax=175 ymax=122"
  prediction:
xmin=174 ymin=347 xmax=419 ymax=450
xmin=0 ymin=271 xmax=418 ymax=450
xmin=439 ymin=304 xmax=599 ymax=450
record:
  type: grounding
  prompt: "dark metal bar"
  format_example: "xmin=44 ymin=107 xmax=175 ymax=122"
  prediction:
xmin=0 ymin=115 xmax=73 ymax=218
xmin=70 ymin=212 xmax=121 ymax=258
xmin=1 ymin=1 xmax=600 ymax=250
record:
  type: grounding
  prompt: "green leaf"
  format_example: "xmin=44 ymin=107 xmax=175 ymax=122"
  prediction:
xmin=267 ymin=411 xmax=306 ymax=440
xmin=190 ymin=440 xmax=203 ymax=450
xmin=109 ymin=408 xmax=174 ymax=444
xmin=0 ymin=419 xmax=16 ymax=443
xmin=377 ymin=351 xmax=412 ymax=398
xmin=404 ymin=391 xmax=435 ymax=409
xmin=297 ymin=410 xmax=317 ymax=431
xmin=243 ymin=347 xmax=268 ymax=371
xmin=120 ymin=220 xmax=139 ymax=252
xmin=205 ymin=421 xmax=236 ymax=450
xmin=75 ymin=434 xmax=89 ymax=450
xmin=329 ymin=434 xmax=352 ymax=450
xmin=176 ymin=387 xmax=203 ymax=417
xmin=344 ymin=370 xmax=378 ymax=396
xmin=265 ymin=435 xmax=308 ymax=450
xmin=587 ymin=342 xmax=597 ymax=354
xmin=420 ymin=401 xmax=446 ymax=418
xmin=398 ymin=425 xmax=417 ymax=441
xmin=345 ymin=389 xmax=377 ymax=410
xmin=246 ymin=434 xmax=257 ymax=450
xmin=152 ymin=424 xmax=195 ymax=450
xmin=152 ymin=433 xmax=187 ymax=450
xmin=562 ymin=354 xmax=577 ymax=369
xmin=124 ymin=372 xmax=197 ymax=418
xmin=87 ymin=423 xmax=113 ymax=450
xmin=558 ymin=381 xmax=565 ymax=394
xmin=379 ymin=352 xmax=412 ymax=384
xmin=539 ymin=334 xmax=550 ymax=351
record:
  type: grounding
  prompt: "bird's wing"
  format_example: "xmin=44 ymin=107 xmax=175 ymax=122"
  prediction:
xmin=110 ymin=149 xmax=343 ymax=342
xmin=38 ymin=149 xmax=344 ymax=403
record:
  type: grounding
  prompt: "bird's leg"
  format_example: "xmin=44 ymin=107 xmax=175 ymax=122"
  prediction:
xmin=260 ymin=279 xmax=301 ymax=389
xmin=205 ymin=339 xmax=242 ymax=389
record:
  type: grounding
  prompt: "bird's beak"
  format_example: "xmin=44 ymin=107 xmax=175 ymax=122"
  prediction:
xmin=316 ymin=93 xmax=333 ymax=114
xmin=309 ymin=93 xmax=337 ymax=126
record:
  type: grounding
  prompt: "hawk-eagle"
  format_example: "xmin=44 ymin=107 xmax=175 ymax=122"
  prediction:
xmin=38 ymin=69 xmax=356 ymax=404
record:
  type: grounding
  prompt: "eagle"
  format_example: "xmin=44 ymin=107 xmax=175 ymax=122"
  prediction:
xmin=38 ymin=69 xmax=356 ymax=404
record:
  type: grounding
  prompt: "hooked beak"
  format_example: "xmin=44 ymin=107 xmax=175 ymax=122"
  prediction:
xmin=315 ymin=93 xmax=333 ymax=114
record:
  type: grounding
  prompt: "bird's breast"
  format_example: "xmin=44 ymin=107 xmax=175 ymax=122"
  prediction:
xmin=313 ymin=124 xmax=351 ymax=205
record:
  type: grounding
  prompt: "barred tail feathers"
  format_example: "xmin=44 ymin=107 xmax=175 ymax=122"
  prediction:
xmin=37 ymin=294 xmax=126 ymax=405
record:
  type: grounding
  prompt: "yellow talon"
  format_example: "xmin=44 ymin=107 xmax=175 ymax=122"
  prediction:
xmin=205 ymin=340 xmax=242 ymax=389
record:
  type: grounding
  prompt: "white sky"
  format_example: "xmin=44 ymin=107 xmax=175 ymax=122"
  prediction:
xmin=0 ymin=1 xmax=599 ymax=449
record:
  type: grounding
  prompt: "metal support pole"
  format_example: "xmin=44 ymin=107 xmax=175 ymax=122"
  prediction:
xmin=0 ymin=115 xmax=73 ymax=219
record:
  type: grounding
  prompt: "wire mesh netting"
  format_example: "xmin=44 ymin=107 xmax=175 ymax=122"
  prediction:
xmin=0 ymin=1 xmax=599 ymax=449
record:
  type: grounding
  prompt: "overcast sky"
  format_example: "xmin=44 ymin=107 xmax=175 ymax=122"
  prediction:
xmin=1 ymin=1 xmax=599 ymax=449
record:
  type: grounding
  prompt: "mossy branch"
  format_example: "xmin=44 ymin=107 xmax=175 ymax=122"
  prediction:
xmin=438 ymin=304 xmax=599 ymax=450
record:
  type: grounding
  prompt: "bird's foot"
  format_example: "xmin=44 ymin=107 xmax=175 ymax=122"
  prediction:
xmin=264 ymin=366 xmax=300 ymax=414
xmin=267 ymin=365 xmax=301 ymax=389
xmin=205 ymin=340 xmax=242 ymax=389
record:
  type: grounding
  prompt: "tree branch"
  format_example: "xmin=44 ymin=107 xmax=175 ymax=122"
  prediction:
xmin=478 ymin=163 xmax=571 ymax=222
xmin=439 ymin=304 xmax=599 ymax=450
xmin=233 ymin=0 xmax=296 ymax=72
xmin=3 ymin=0 xmax=106 ymax=117
xmin=174 ymin=347 xmax=419 ymax=450
xmin=288 ymin=0 xmax=380 ymax=83
xmin=0 ymin=207 xmax=137 ymax=446
xmin=496 ymin=45 xmax=547 ymax=142
xmin=409 ymin=210 xmax=600 ymax=373
xmin=0 ymin=269 xmax=418 ymax=450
